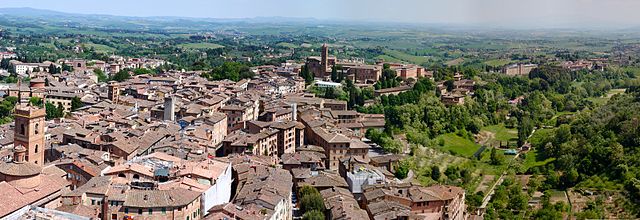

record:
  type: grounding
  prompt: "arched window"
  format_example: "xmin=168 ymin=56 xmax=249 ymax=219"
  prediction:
xmin=118 ymin=173 xmax=126 ymax=178
xmin=35 ymin=144 xmax=38 ymax=153
xmin=77 ymin=63 xmax=82 ymax=68
xmin=133 ymin=174 xmax=140 ymax=180
xmin=34 ymin=123 xmax=39 ymax=134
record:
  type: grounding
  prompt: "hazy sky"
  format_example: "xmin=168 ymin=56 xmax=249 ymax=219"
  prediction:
xmin=3 ymin=0 xmax=640 ymax=28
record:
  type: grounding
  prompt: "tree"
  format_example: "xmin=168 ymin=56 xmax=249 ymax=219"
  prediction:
xmin=299 ymin=186 xmax=325 ymax=214
xmin=29 ymin=97 xmax=43 ymax=107
xmin=93 ymin=69 xmax=108 ymax=83
xmin=132 ymin=68 xmax=153 ymax=76
xmin=300 ymin=64 xmax=314 ymax=85
xmin=111 ymin=70 xmax=131 ymax=82
xmin=71 ymin=97 xmax=83 ymax=112
xmin=517 ymin=116 xmax=533 ymax=147
xmin=0 ymin=59 xmax=9 ymax=70
xmin=324 ymin=87 xmax=338 ymax=99
xmin=395 ymin=160 xmax=410 ymax=179
xmin=490 ymin=148 xmax=504 ymax=165
xmin=45 ymin=102 xmax=64 ymax=120
xmin=331 ymin=65 xmax=338 ymax=82
xmin=62 ymin=63 xmax=73 ymax=72
xmin=302 ymin=210 xmax=325 ymax=220
xmin=430 ymin=165 xmax=441 ymax=181
xmin=48 ymin=64 xmax=59 ymax=74
xmin=201 ymin=62 xmax=253 ymax=82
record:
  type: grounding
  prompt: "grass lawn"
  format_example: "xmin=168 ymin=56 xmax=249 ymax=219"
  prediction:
xmin=484 ymin=59 xmax=512 ymax=67
xmin=178 ymin=42 xmax=225 ymax=49
xmin=587 ymin=89 xmax=626 ymax=105
xmin=445 ymin=58 xmax=464 ymax=66
xmin=436 ymin=133 xmax=481 ymax=158
xmin=481 ymin=124 xmax=518 ymax=147
xmin=544 ymin=111 xmax=575 ymax=127
xmin=382 ymin=49 xmax=431 ymax=64
xmin=528 ymin=128 xmax=554 ymax=147
xmin=522 ymin=150 xmax=555 ymax=171
xmin=84 ymin=43 xmax=116 ymax=53
xmin=276 ymin=42 xmax=298 ymax=48
xmin=375 ymin=54 xmax=403 ymax=63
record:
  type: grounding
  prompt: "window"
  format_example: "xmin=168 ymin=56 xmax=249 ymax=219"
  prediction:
xmin=111 ymin=214 xmax=117 ymax=220
xmin=133 ymin=174 xmax=140 ymax=179
xmin=35 ymin=123 xmax=39 ymax=134
xmin=138 ymin=209 xmax=142 ymax=215
xmin=91 ymin=200 xmax=95 ymax=205
xmin=162 ymin=207 xmax=166 ymax=214
xmin=20 ymin=124 xmax=25 ymax=135
xmin=148 ymin=209 xmax=152 ymax=215
xmin=124 ymin=208 xmax=129 ymax=214
xmin=118 ymin=173 xmax=125 ymax=178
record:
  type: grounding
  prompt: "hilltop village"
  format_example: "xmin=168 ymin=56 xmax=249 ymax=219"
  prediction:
xmin=0 ymin=44 xmax=472 ymax=220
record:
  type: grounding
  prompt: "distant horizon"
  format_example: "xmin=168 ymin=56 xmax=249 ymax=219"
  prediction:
xmin=1 ymin=0 xmax=640 ymax=29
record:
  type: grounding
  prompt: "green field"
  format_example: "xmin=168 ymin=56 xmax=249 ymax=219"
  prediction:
xmin=484 ymin=59 xmax=513 ymax=67
xmin=481 ymin=124 xmax=518 ymax=147
xmin=382 ymin=49 xmax=431 ymax=64
xmin=84 ymin=43 xmax=116 ymax=53
xmin=587 ymin=89 xmax=626 ymax=105
xmin=436 ymin=133 xmax=481 ymax=157
xmin=178 ymin=42 xmax=225 ymax=49
xmin=276 ymin=42 xmax=298 ymax=48
xmin=544 ymin=111 xmax=575 ymax=127
xmin=375 ymin=54 xmax=403 ymax=63
xmin=522 ymin=150 xmax=555 ymax=171
xmin=528 ymin=128 xmax=554 ymax=147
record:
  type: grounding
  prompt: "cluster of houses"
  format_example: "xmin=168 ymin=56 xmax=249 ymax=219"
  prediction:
xmin=437 ymin=73 xmax=476 ymax=106
xmin=0 ymin=51 xmax=466 ymax=220
xmin=305 ymin=44 xmax=433 ymax=85
xmin=5 ymin=56 xmax=166 ymax=78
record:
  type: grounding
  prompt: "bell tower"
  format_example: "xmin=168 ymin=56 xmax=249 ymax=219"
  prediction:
xmin=14 ymin=105 xmax=46 ymax=165
xmin=321 ymin=43 xmax=329 ymax=75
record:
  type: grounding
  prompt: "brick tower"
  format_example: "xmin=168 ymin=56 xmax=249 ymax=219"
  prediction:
xmin=321 ymin=43 xmax=329 ymax=75
xmin=107 ymin=81 xmax=120 ymax=104
xmin=13 ymin=105 xmax=46 ymax=165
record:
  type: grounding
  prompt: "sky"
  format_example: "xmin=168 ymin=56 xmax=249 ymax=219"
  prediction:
xmin=2 ymin=0 xmax=640 ymax=28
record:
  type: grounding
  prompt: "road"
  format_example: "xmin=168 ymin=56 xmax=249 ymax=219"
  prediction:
xmin=477 ymin=128 xmax=537 ymax=215
xmin=479 ymin=152 xmax=520 ymax=209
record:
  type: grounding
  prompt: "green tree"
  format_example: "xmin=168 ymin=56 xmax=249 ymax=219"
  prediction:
xmin=93 ymin=69 xmax=108 ymax=83
xmin=111 ymin=70 xmax=131 ymax=82
xmin=490 ymin=148 xmax=504 ymax=165
xmin=302 ymin=210 xmax=325 ymax=220
xmin=430 ymin=165 xmax=441 ymax=181
xmin=299 ymin=186 xmax=325 ymax=214
xmin=395 ymin=160 xmax=411 ymax=179
xmin=71 ymin=97 xmax=83 ymax=112
xmin=45 ymin=102 xmax=64 ymax=120
xmin=201 ymin=62 xmax=253 ymax=82
xmin=300 ymin=64 xmax=314 ymax=85
xmin=331 ymin=65 xmax=338 ymax=82
xmin=29 ymin=97 xmax=43 ymax=107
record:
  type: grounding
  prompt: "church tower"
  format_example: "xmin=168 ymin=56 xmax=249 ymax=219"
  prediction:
xmin=13 ymin=105 xmax=46 ymax=165
xmin=321 ymin=43 xmax=329 ymax=75
xmin=107 ymin=81 xmax=120 ymax=104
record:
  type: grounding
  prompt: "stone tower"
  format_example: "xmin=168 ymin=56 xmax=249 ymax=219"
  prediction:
xmin=107 ymin=81 xmax=119 ymax=104
xmin=164 ymin=95 xmax=176 ymax=121
xmin=13 ymin=105 xmax=46 ymax=165
xmin=321 ymin=43 xmax=329 ymax=75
